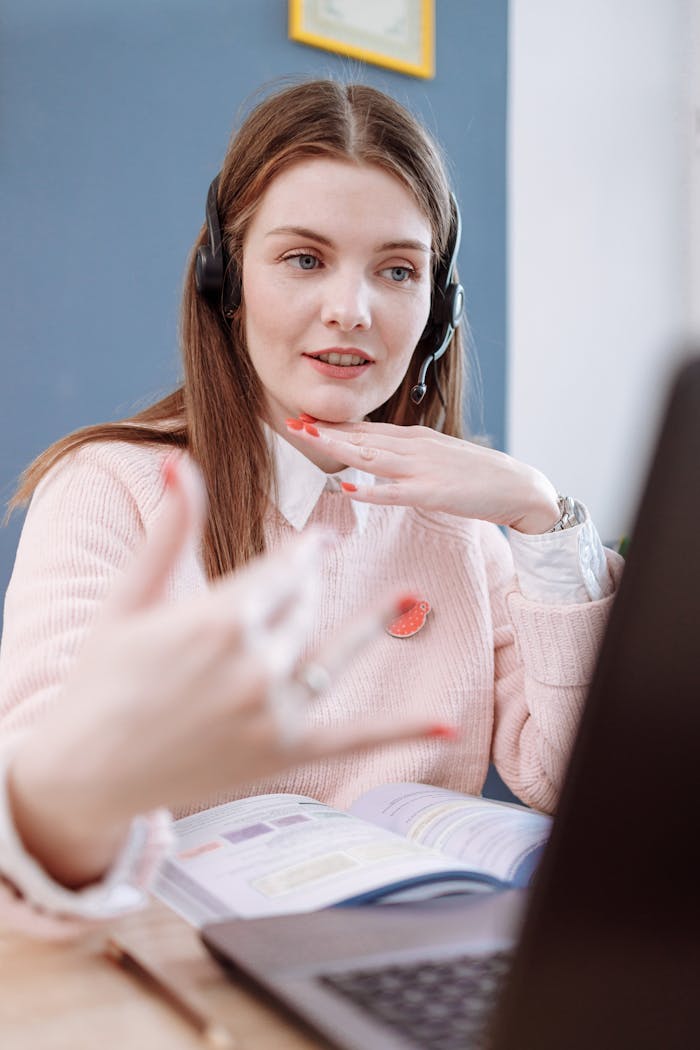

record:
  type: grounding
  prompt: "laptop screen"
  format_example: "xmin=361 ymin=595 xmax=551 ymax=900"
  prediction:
xmin=491 ymin=357 xmax=700 ymax=1049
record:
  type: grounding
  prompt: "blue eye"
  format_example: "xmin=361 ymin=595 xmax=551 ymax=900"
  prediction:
xmin=288 ymin=253 xmax=319 ymax=270
xmin=385 ymin=266 xmax=412 ymax=283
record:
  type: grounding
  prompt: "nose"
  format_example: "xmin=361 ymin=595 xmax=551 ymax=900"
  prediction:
xmin=320 ymin=270 xmax=371 ymax=331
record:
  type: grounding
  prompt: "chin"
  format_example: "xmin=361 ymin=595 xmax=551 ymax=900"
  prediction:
xmin=305 ymin=395 xmax=382 ymax=425
xmin=317 ymin=411 xmax=360 ymax=424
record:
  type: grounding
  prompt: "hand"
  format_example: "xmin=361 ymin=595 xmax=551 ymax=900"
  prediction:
xmin=287 ymin=417 xmax=560 ymax=534
xmin=8 ymin=455 xmax=448 ymax=888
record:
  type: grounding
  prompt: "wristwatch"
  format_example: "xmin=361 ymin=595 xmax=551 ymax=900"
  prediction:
xmin=548 ymin=494 xmax=580 ymax=532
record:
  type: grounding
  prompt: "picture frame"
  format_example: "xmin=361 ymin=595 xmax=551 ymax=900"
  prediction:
xmin=289 ymin=0 xmax=435 ymax=80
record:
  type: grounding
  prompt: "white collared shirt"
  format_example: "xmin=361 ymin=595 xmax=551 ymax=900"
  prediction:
xmin=268 ymin=425 xmax=374 ymax=533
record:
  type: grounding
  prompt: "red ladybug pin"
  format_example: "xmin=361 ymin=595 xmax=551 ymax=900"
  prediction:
xmin=386 ymin=599 xmax=431 ymax=638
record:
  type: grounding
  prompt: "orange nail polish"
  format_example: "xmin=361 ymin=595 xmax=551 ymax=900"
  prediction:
xmin=340 ymin=481 xmax=357 ymax=493
xmin=298 ymin=413 xmax=317 ymax=423
xmin=304 ymin=423 xmax=320 ymax=437
xmin=396 ymin=594 xmax=419 ymax=614
xmin=285 ymin=418 xmax=304 ymax=430
xmin=161 ymin=453 xmax=179 ymax=488
xmin=426 ymin=724 xmax=461 ymax=741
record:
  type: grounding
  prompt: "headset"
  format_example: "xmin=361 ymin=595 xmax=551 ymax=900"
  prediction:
xmin=194 ymin=174 xmax=241 ymax=315
xmin=410 ymin=194 xmax=465 ymax=405
xmin=195 ymin=176 xmax=464 ymax=405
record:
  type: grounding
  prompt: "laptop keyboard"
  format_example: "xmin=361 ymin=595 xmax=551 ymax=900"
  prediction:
xmin=319 ymin=949 xmax=512 ymax=1049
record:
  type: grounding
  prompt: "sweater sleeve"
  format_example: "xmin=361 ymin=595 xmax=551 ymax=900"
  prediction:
xmin=0 ymin=743 xmax=175 ymax=938
xmin=0 ymin=443 xmax=163 ymax=736
xmin=481 ymin=521 xmax=624 ymax=813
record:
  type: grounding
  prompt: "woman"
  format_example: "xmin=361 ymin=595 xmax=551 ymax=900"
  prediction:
xmin=1 ymin=78 xmax=620 ymax=914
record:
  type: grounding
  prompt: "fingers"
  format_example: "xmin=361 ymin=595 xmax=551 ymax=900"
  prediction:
xmin=270 ymin=593 xmax=421 ymax=748
xmin=296 ymin=422 xmax=415 ymax=454
xmin=296 ymin=419 xmax=427 ymax=439
xmin=294 ymin=428 xmax=414 ymax=479
xmin=289 ymin=417 xmax=465 ymax=453
xmin=106 ymin=453 xmax=207 ymax=617
xmin=307 ymin=592 xmax=418 ymax=680
xmin=338 ymin=479 xmax=405 ymax=505
xmin=300 ymin=714 xmax=461 ymax=762
xmin=208 ymin=528 xmax=331 ymax=677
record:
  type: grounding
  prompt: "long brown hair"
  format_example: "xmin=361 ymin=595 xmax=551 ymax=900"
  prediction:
xmin=10 ymin=79 xmax=468 ymax=579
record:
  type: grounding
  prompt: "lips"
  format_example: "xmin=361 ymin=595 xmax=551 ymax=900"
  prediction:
xmin=305 ymin=349 xmax=374 ymax=367
xmin=303 ymin=348 xmax=374 ymax=379
xmin=314 ymin=351 xmax=366 ymax=366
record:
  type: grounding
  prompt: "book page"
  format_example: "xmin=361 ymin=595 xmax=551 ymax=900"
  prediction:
xmin=153 ymin=793 xmax=501 ymax=927
xmin=349 ymin=784 xmax=552 ymax=887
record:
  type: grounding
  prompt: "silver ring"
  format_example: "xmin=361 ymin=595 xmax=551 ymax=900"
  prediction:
xmin=267 ymin=661 xmax=333 ymax=748
xmin=295 ymin=661 xmax=332 ymax=698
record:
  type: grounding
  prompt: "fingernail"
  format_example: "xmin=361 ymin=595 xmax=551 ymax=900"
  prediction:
xmin=304 ymin=423 xmax=320 ymax=437
xmin=396 ymin=594 xmax=418 ymax=614
xmin=298 ymin=413 xmax=317 ymax=423
xmin=285 ymin=418 xmax=304 ymax=430
xmin=340 ymin=481 xmax=357 ymax=493
xmin=426 ymin=724 xmax=461 ymax=740
xmin=161 ymin=452 xmax=181 ymax=489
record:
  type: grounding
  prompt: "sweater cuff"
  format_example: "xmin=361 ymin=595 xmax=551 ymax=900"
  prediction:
xmin=506 ymin=551 xmax=622 ymax=686
xmin=0 ymin=745 xmax=174 ymax=932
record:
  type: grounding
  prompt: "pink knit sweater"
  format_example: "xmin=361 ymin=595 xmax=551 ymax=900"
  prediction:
xmin=0 ymin=440 xmax=620 ymax=818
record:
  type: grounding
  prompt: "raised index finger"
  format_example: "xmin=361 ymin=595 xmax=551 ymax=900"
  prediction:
xmin=309 ymin=428 xmax=415 ymax=476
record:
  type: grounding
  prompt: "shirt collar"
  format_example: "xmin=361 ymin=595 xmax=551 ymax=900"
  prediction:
xmin=265 ymin=425 xmax=373 ymax=533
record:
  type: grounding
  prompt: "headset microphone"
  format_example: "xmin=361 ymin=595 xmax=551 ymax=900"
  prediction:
xmin=409 ymin=195 xmax=465 ymax=406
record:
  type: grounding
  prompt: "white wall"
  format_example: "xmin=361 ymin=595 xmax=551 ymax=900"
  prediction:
xmin=691 ymin=0 xmax=700 ymax=335
xmin=508 ymin=0 xmax=698 ymax=542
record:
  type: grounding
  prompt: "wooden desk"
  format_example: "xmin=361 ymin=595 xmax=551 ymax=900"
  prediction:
xmin=0 ymin=899 xmax=324 ymax=1050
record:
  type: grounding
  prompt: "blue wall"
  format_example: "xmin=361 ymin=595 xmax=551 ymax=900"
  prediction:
xmin=0 ymin=0 xmax=508 ymax=622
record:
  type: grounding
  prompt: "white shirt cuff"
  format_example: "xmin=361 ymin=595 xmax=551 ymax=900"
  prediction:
xmin=507 ymin=500 xmax=614 ymax=604
xmin=0 ymin=745 xmax=175 ymax=922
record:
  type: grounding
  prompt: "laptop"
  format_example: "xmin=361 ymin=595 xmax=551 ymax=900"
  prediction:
xmin=201 ymin=356 xmax=700 ymax=1050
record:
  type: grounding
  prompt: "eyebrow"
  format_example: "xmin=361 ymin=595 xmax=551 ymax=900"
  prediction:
xmin=266 ymin=225 xmax=432 ymax=254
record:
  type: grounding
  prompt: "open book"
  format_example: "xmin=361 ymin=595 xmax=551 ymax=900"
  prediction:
xmin=154 ymin=781 xmax=554 ymax=928
xmin=154 ymin=783 xmax=551 ymax=928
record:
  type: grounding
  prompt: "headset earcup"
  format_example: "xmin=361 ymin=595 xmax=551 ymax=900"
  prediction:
xmin=195 ymin=245 xmax=223 ymax=300
xmin=437 ymin=283 xmax=465 ymax=330
xmin=448 ymin=282 xmax=465 ymax=329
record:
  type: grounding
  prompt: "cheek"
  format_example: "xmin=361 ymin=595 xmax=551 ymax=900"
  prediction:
xmin=242 ymin=265 xmax=269 ymax=326
xmin=243 ymin=266 xmax=311 ymax=346
xmin=385 ymin=293 xmax=430 ymax=363
xmin=241 ymin=271 xmax=284 ymax=368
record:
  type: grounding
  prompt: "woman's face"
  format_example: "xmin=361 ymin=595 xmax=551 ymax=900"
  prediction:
xmin=241 ymin=158 xmax=433 ymax=434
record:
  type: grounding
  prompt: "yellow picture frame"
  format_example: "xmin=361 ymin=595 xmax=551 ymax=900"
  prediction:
xmin=289 ymin=0 xmax=435 ymax=80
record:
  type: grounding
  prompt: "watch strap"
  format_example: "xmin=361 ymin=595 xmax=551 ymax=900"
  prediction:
xmin=548 ymin=494 xmax=580 ymax=532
